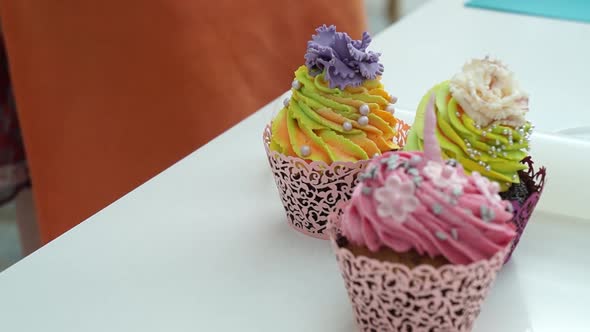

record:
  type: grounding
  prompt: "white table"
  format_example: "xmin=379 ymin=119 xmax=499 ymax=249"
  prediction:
xmin=2 ymin=2 xmax=590 ymax=331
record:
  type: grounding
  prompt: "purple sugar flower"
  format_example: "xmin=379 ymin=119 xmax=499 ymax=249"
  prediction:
xmin=304 ymin=25 xmax=384 ymax=89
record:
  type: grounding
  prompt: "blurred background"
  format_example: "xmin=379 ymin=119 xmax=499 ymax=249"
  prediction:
xmin=0 ymin=0 xmax=428 ymax=272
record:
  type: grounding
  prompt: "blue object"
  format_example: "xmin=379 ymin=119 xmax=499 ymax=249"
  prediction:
xmin=466 ymin=0 xmax=590 ymax=24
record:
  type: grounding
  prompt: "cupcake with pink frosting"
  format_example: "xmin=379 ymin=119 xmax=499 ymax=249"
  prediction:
xmin=329 ymin=95 xmax=516 ymax=332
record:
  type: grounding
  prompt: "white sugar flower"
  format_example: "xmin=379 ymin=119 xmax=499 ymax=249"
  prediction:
xmin=374 ymin=174 xmax=419 ymax=222
xmin=450 ymin=57 xmax=528 ymax=127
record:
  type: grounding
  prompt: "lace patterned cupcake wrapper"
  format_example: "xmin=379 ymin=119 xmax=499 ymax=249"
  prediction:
xmin=503 ymin=156 xmax=547 ymax=263
xmin=328 ymin=210 xmax=510 ymax=332
xmin=263 ymin=121 xmax=410 ymax=239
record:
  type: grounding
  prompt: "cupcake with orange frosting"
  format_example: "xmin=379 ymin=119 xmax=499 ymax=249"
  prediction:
xmin=405 ymin=57 xmax=546 ymax=260
xmin=263 ymin=25 xmax=409 ymax=239
xmin=329 ymin=95 xmax=515 ymax=331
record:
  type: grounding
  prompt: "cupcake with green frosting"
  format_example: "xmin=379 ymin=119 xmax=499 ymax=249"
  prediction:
xmin=264 ymin=25 xmax=407 ymax=239
xmin=405 ymin=57 xmax=532 ymax=191
xmin=405 ymin=57 xmax=547 ymax=261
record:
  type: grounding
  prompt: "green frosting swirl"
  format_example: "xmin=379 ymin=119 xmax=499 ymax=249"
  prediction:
xmin=270 ymin=66 xmax=399 ymax=163
xmin=405 ymin=81 xmax=532 ymax=190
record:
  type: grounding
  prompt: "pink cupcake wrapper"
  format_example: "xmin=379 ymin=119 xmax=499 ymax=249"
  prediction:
xmin=504 ymin=156 xmax=547 ymax=263
xmin=328 ymin=209 xmax=510 ymax=332
xmin=263 ymin=121 xmax=410 ymax=239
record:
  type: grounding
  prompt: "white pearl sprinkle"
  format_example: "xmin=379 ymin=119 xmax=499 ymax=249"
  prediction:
xmin=485 ymin=165 xmax=491 ymax=171
xmin=470 ymin=154 xmax=475 ymax=159
xmin=476 ymin=125 xmax=482 ymax=130
xmin=482 ymin=131 xmax=487 ymax=137
xmin=300 ymin=145 xmax=311 ymax=157
xmin=343 ymin=121 xmax=353 ymax=131
xmin=390 ymin=95 xmax=398 ymax=104
xmin=386 ymin=104 xmax=396 ymax=114
xmin=283 ymin=97 xmax=290 ymax=107
xmin=503 ymin=152 xmax=508 ymax=157
xmin=513 ymin=174 xmax=518 ymax=180
xmin=359 ymin=104 xmax=370 ymax=115
xmin=519 ymin=139 xmax=524 ymax=144
xmin=466 ymin=142 xmax=471 ymax=148
xmin=358 ymin=116 xmax=369 ymax=126
xmin=456 ymin=112 xmax=460 ymax=117
xmin=503 ymin=129 xmax=509 ymax=135
xmin=291 ymin=80 xmax=301 ymax=90
xmin=496 ymin=139 xmax=500 ymax=146
xmin=373 ymin=153 xmax=380 ymax=158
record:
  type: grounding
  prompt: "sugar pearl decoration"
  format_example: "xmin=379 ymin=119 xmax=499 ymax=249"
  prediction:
xmin=390 ymin=95 xmax=398 ymax=104
xmin=300 ymin=145 xmax=311 ymax=157
xmin=283 ymin=97 xmax=290 ymax=107
xmin=343 ymin=121 xmax=353 ymax=131
xmin=291 ymin=79 xmax=301 ymax=90
xmin=359 ymin=104 xmax=370 ymax=115
xmin=373 ymin=153 xmax=380 ymax=158
xmin=358 ymin=116 xmax=369 ymax=126
xmin=386 ymin=104 xmax=396 ymax=114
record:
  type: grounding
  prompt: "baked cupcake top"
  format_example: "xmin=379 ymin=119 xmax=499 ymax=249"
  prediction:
xmin=270 ymin=25 xmax=400 ymax=163
xmin=341 ymin=95 xmax=516 ymax=265
xmin=404 ymin=57 xmax=532 ymax=190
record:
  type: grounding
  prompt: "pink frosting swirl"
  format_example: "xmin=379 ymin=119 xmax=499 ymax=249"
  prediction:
xmin=341 ymin=151 xmax=516 ymax=265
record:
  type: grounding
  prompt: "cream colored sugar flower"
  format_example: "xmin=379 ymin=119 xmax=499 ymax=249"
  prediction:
xmin=450 ymin=57 xmax=529 ymax=127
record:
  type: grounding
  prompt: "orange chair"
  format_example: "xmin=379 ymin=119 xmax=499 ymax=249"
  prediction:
xmin=0 ymin=0 xmax=366 ymax=243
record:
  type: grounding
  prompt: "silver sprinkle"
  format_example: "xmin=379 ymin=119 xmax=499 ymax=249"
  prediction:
xmin=435 ymin=231 xmax=447 ymax=240
xmin=432 ymin=204 xmax=443 ymax=215
xmin=451 ymin=229 xmax=459 ymax=240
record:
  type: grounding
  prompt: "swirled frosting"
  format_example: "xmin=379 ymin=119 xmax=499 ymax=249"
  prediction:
xmin=342 ymin=95 xmax=515 ymax=265
xmin=270 ymin=26 xmax=399 ymax=163
xmin=405 ymin=58 xmax=532 ymax=190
